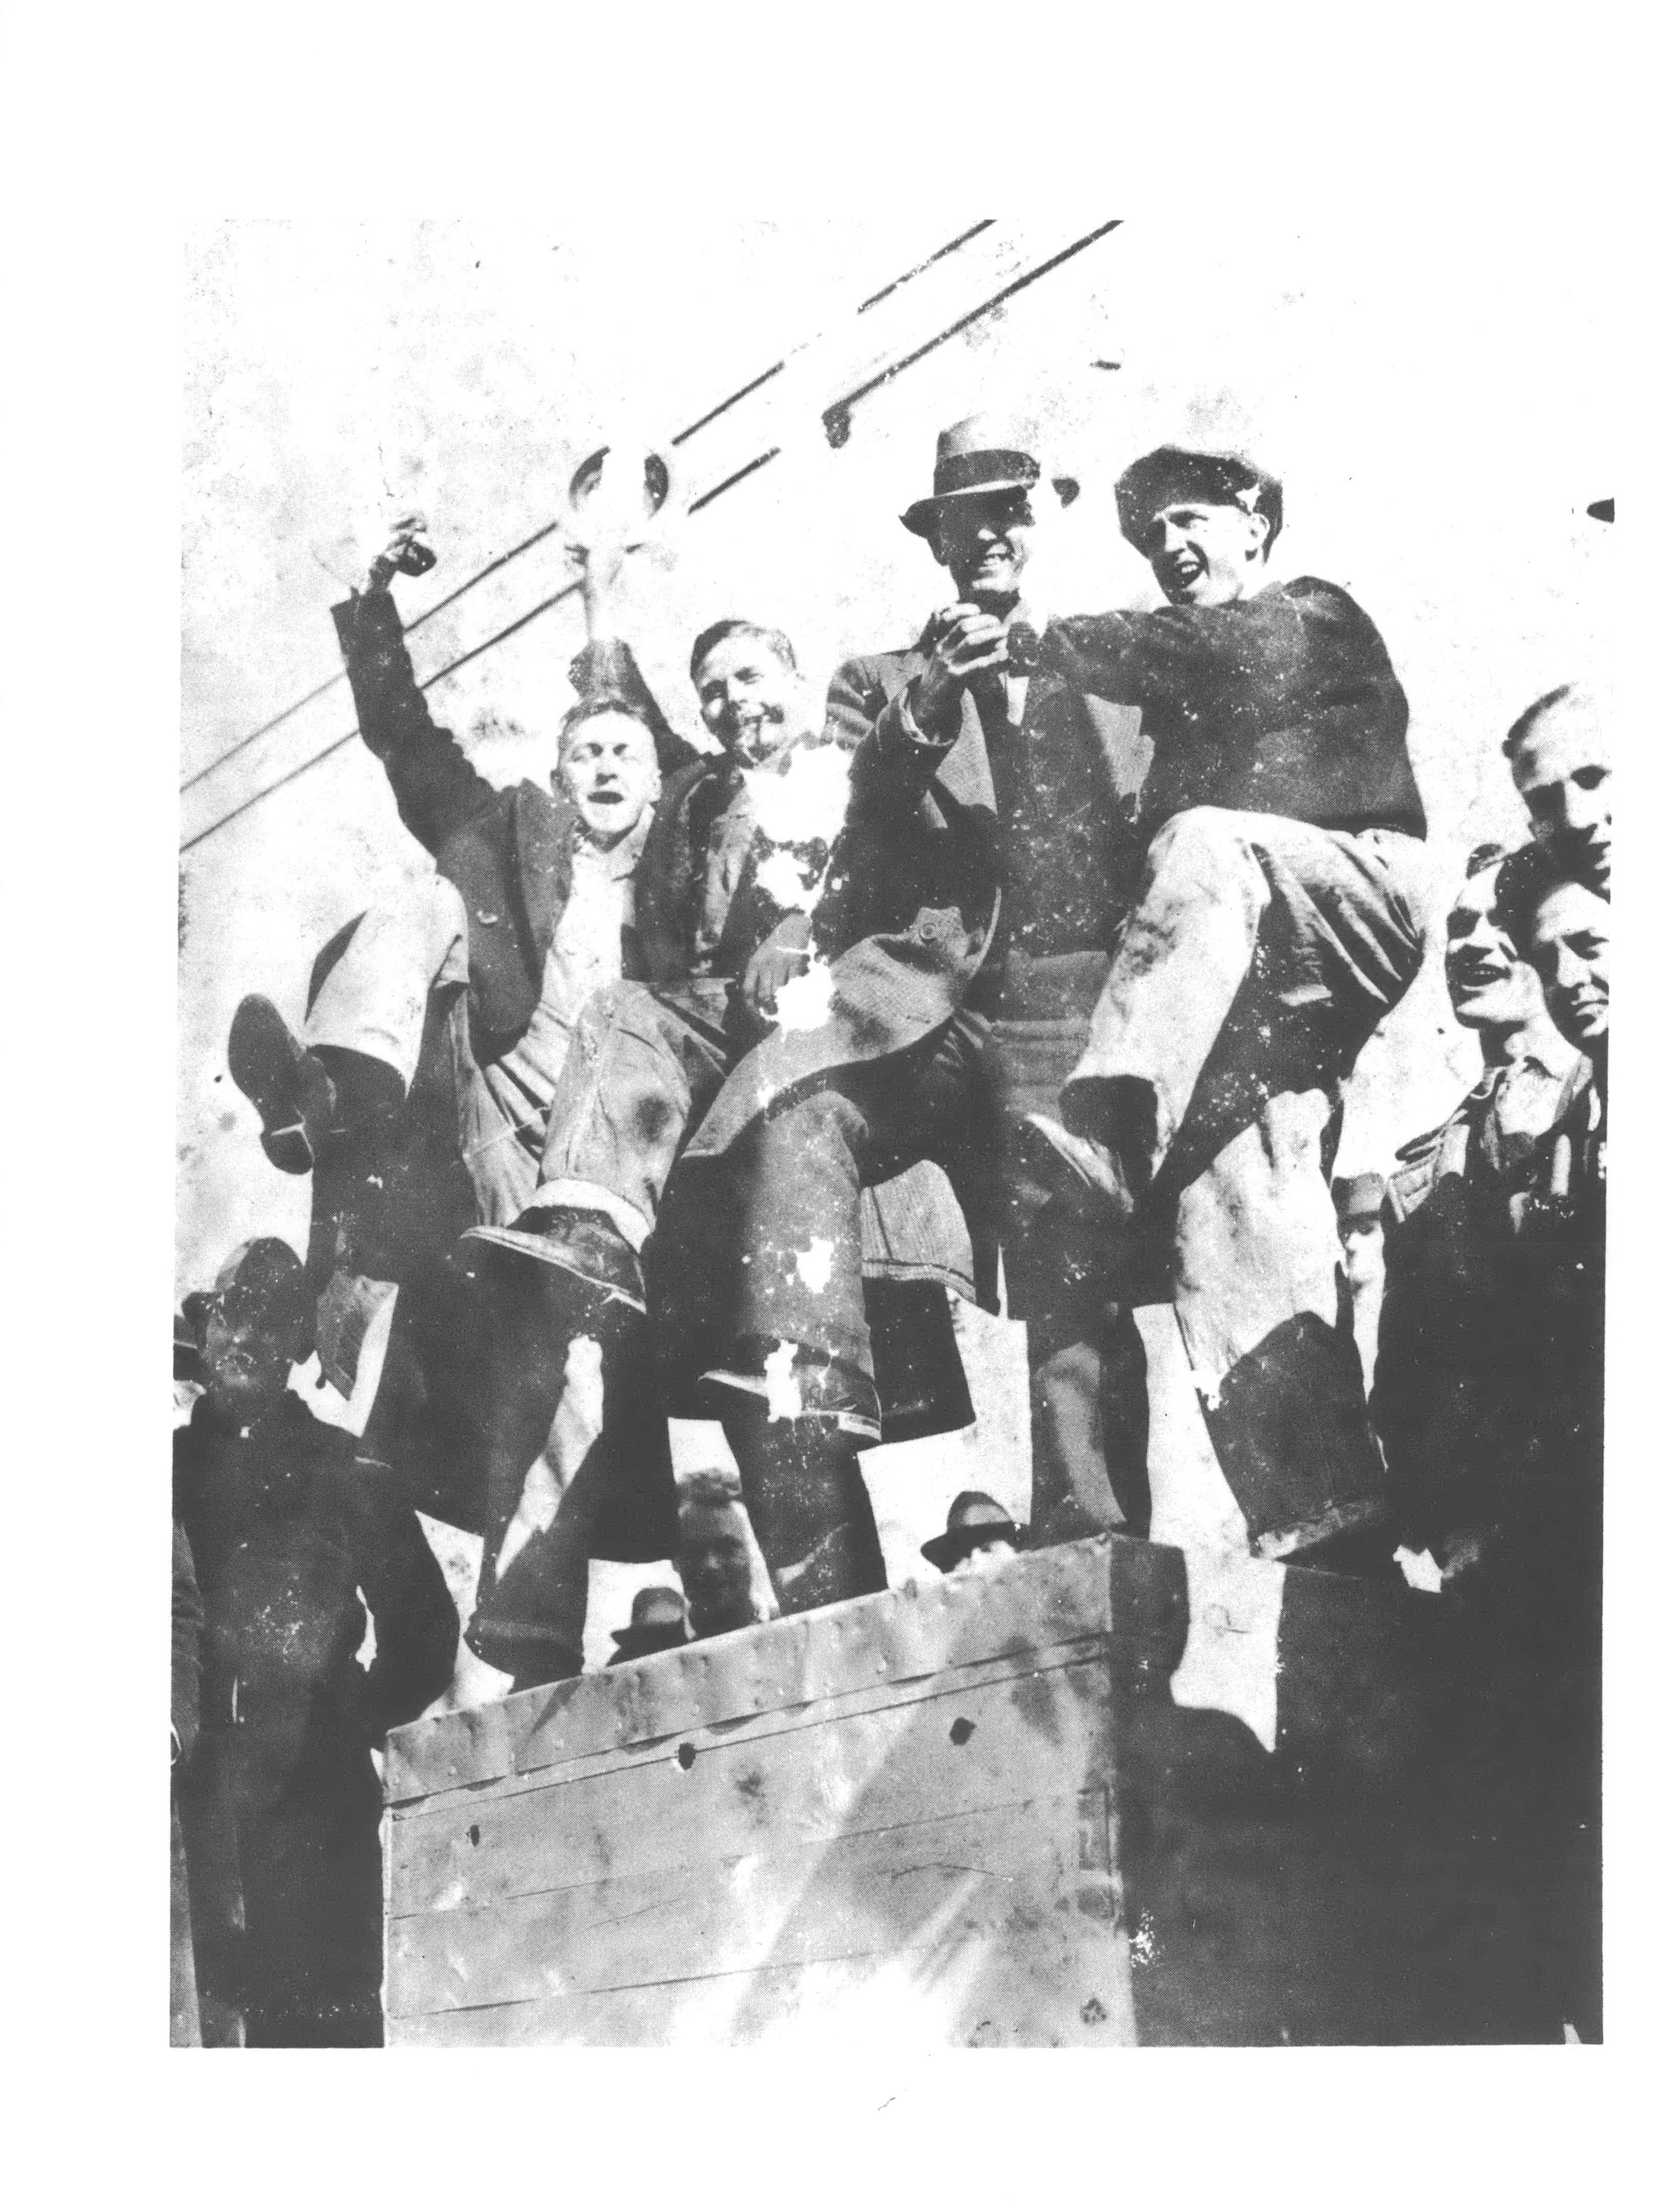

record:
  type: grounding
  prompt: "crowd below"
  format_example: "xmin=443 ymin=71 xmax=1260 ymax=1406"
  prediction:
xmin=171 ymin=416 xmax=1608 ymax=2046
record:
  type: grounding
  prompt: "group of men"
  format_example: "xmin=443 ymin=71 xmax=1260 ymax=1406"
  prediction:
xmin=172 ymin=411 xmax=1609 ymax=2045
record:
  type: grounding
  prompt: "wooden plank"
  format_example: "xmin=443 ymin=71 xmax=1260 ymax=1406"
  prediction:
xmin=388 ymin=1655 xmax=1114 ymax=1920
xmin=386 ymin=1537 xmax=1117 ymax=1802
xmin=388 ymin=1790 xmax=1129 ymax=2022
xmin=389 ymin=1630 xmax=1110 ymax=1832
xmin=389 ymin=1791 xmax=1132 ymax=2048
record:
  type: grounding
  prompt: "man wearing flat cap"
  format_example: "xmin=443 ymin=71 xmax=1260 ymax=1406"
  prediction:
xmin=172 ymin=1237 xmax=459 ymax=2045
xmin=863 ymin=439 xmax=1425 ymax=1562
xmin=677 ymin=414 xmax=1153 ymax=1560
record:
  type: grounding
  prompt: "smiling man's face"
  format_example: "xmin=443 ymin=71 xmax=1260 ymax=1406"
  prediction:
xmin=932 ymin=488 xmax=1035 ymax=612
xmin=1141 ymin=499 xmax=1270 ymax=607
xmin=1445 ymin=865 xmax=1548 ymax=1033
xmin=557 ymin=709 xmax=661 ymax=847
xmin=693 ymin=633 xmax=804 ymax=766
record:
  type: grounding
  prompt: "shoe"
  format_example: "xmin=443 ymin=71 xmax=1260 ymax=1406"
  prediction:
xmin=702 ymin=1348 xmax=882 ymax=1444
xmin=1015 ymin=1114 xmax=1135 ymax=1223
xmin=461 ymin=1207 xmax=646 ymax=1314
xmin=229 ymin=995 xmax=334 ymax=1175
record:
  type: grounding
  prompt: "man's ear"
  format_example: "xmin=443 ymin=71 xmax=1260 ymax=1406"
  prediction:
xmin=1246 ymin=509 xmax=1272 ymax=561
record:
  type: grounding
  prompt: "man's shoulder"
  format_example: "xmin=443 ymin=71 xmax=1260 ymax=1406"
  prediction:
xmin=1277 ymin=574 xmax=1387 ymax=637
xmin=832 ymin=638 xmax=928 ymax=692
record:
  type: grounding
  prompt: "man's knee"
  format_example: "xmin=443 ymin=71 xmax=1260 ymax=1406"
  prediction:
xmin=1144 ymin=807 xmax=1257 ymax=893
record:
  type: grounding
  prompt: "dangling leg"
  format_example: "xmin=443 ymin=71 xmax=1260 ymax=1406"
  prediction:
xmin=719 ymin=1402 xmax=886 ymax=1615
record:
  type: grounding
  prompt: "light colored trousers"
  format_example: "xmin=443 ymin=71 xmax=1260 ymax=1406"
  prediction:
xmin=304 ymin=873 xmax=543 ymax=1231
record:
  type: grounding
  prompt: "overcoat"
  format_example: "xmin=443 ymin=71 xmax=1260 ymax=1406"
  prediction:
xmin=173 ymin=1392 xmax=458 ymax=2043
xmin=682 ymin=623 xmax=1141 ymax=1161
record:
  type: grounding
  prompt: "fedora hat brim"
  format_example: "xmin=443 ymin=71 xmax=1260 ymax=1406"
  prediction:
xmin=901 ymin=472 xmax=1081 ymax=539
xmin=920 ymin=1519 xmax=1028 ymax=1571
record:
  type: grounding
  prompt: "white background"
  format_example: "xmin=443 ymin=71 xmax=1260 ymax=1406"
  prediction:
xmin=1 ymin=0 xmax=1668 ymax=2188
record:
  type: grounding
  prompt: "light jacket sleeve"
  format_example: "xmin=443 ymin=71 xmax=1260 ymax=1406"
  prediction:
xmin=332 ymin=588 xmax=499 ymax=858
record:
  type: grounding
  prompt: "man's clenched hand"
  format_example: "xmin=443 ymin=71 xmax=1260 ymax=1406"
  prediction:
xmin=365 ymin=511 xmax=436 ymax=594
xmin=913 ymin=602 xmax=1010 ymax=727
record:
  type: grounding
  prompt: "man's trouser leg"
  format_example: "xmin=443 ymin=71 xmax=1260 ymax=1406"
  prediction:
xmin=524 ymin=979 xmax=733 ymax=1250
xmin=664 ymin=1016 xmax=987 ymax=1613
xmin=1061 ymin=809 xmax=1425 ymax=1556
xmin=304 ymin=873 xmax=471 ymax=1092
xmin=469 ymin=983 xmax=731 ymax=1672
xmin=984 ymin=957 xmax=1154 ymax=1543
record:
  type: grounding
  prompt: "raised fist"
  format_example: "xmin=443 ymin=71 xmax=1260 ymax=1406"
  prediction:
xmin=365 ymin=511 xmax=436 ymax=594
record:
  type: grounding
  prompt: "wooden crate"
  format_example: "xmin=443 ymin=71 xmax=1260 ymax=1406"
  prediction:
xmin=383 ymin=1535 xmax=1519 ymax=2046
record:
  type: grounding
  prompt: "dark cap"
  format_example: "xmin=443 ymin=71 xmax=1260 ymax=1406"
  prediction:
xmin=901 ymin=412 xmax=1079 ymax=540
xmin=1332 ymin=1173 xmax=1386 ymax=1226
xmin=920 ymin=1489 xmax=1028 ymax=1572
xmin=1114 ymin=446 xmax=1283 ymax=556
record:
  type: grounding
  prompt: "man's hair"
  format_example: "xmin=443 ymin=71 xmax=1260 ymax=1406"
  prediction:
xmin=557 ymin=694 xmax=662 ymax=754
xmin=1502 ymin=681 xmax=1581 ymax=759
xmin=1493 ymin=839 xmax=1596 ymax=949
xmin=1464 ymin=840 xmax=1510 ymax=880
xmin=688 ymin=619 xmax=799 ymax=687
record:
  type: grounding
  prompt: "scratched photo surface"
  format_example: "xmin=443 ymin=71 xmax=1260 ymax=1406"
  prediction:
xmin=175 ymin=218 xmax=1609 ymax=2047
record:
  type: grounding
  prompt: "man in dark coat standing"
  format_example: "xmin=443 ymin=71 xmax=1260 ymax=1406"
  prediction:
xmin=1007 ymin=446 xmax=1429 ymax=1557
xmin=173 ymin=1239 xmax=459 ymax=2046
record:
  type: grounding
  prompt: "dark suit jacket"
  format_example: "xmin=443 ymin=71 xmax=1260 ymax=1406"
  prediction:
xmin=1044 ymin=576 xmax=1425 ymax=844
xmin=682 ymin=632 xmax=1025 ymax=1161
xmin=1372 ymin=1053 xmax=1586 ymax=1550
xmin=334 ymin=589 xmax=580 ymax=1062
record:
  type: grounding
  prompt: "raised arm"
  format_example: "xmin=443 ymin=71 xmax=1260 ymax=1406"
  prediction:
xmin=331 ymin=518 xmax=499 ymax=859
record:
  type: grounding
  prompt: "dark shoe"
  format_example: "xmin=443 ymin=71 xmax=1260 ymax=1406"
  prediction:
xmin=1016 ymin=1113 xmax=1135 ymax=1223
xmin=229 ymin=995 xmax=334 ymax=1175
xmin=461 ymin=1207 xmax=646 ymax=1314
xmin=702 ymin=1347 xmax=882 ymax=1444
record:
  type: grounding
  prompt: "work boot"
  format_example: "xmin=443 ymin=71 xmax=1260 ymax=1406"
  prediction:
xmin=463 ymin=1207 xmax=646 ymax=1314
xmin=229 ymin=995 xmax=336 ymax=1174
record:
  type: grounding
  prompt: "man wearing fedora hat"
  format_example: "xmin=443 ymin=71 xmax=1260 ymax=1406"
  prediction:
xmin=920 ymin=1490 xmax=1029 ymax=1579
xmin=173 ymin=1237 xmax=458 ymax=2045
xmin=657 ymin=414 xmax=1152 ymax=1579
xmin=606 ymin=1583 xmax=689 ymax=1665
